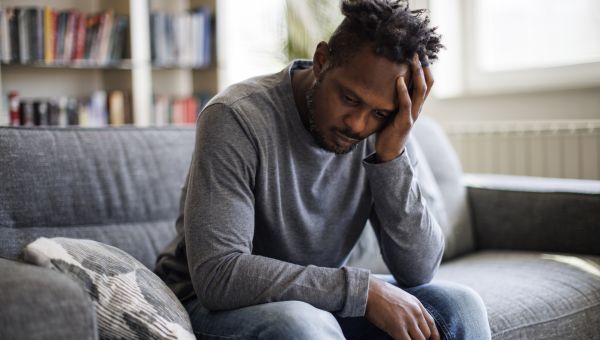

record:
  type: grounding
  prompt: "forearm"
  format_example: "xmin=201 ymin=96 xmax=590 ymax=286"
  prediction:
xmin=187 ymin=246 xmax=369 ymax=317
xmin=364 ymin=150 xmax=444 ymax=287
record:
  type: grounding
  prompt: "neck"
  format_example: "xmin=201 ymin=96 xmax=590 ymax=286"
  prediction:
xmin=291 ymin=67 xmax=315 ymax=131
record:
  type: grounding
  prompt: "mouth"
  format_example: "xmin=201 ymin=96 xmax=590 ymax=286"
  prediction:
xmin=333 ymin=130 xmax=360 ymax=148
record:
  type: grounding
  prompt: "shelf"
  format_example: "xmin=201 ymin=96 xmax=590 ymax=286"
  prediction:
xmin=1 ymin=60 xmax=134 ymax=70
xmin=0 ymin=0 xmax=218 ymax=128
xmin=151 ymin=63 xmax=213 ymax=70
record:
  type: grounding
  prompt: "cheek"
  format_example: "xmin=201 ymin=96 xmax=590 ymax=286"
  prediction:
xmin=313 ymin=93 xmax=339 ymax=127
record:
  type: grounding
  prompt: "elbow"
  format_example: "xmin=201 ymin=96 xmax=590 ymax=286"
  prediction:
xmin=190 ymin=261 xmax=225 ymax=311
xmin=390 ymin=246 xmax=444 ymax=288
xmin=191 ymin=256 xmax=241 ymax=312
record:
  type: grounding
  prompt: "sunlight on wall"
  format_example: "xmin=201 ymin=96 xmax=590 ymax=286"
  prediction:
xmin=217 ymin=0 xmax=288 ymax=90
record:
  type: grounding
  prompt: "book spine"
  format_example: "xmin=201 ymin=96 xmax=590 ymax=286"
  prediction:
xmin=62 ymin=10 xmax=76 ymax=63
xmin=108 ymin=90 xmax=125 ymax=126
xmin=97 ymin=10 xmax=113 ymax=64
xmin=74 ymin=12 xmax=86 ymax=61
xmin=33 ymin=100 xmax=48 ymax=126
xmin=55 ymin=11 xmax=67 ymax=62
xmin=9 ymin=91 xmax=20 ymax=126
xmin=18 ymin=8 xmax=29 ymax=63
xmin=66 ymin=98 xmax=78 ymax=125
xmin=20 ymin=100 xmax=34 ymax=126
xmin=110 ymin=15 xmax=126 ymax=61
xmin=35 ymin=8 xmax=44 ymax=62
xmin=27 ymin=8 xmax=42 ymax=63
xmin=44 ymin=6 xmax=54 ymax=63
xmin=9 ymin=8 xmax=19 ymax=62
xmin=0 ymin=8 xmax=11 ymax=62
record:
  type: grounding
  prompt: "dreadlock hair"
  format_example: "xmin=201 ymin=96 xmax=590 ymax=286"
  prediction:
xmin=327 ymin=0 xmax=443 ymax=68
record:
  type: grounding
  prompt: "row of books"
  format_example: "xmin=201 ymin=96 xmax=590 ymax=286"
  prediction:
xmin=2 ymin=91 xmax=211 ymax=127
xmin=150 ymin=9 xmax=212 ymax=68
xmin=0 ymin=6 xmax=128 ymax=65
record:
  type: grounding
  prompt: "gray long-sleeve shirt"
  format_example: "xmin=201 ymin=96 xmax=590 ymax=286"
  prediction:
xmin=155 ymin=60 xmax=444 ymax=318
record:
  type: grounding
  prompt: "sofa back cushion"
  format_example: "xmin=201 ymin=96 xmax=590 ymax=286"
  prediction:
xmin=347 ymin=116 xmax=475 ymax=273
xmin=0 ymin=127 xmax=195 ymax=268
xmin=412 ymin=116 xmax=475 ymax=260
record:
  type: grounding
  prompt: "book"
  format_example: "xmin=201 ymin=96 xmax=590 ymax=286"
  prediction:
xmin=110 ymin=15 xmax=127 ymax=62
xmin=8 ymin=7 xmax=19 ymax=62
xmin=33 ymin=100 xmax=49 ymax=125
xmin=18 ymin=8 xmax=29 ymax=63
xmin=9 ymin=91 xmax=20 ymax=126
xmin=32 ymin=8 xmax=44 ymax=62
xmin=19 ymin=100 xmax=34 ymax=126
xmin=0 ymin=8 xmax=12 ymax=63
xmin=108 ymin=90 xmax=125 ymax=126
xmin=73 ymin=11 xmax=86 ymax=61
xmin=44 ymin=6 xmax=55 ymax=63
xmin=66 ymin=98 xmax=79 ymax=125
xmin=62 ymin=10 xmax=77 ymax=63
xmin=97 ymin=10 xmax=113 ymax=64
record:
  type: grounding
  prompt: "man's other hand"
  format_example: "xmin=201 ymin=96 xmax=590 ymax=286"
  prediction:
xmin=365 ymin=276 xmax=441 ymax=340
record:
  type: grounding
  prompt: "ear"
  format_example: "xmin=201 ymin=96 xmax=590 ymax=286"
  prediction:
xmin=312 ymin=41 xmax=330 ymax=79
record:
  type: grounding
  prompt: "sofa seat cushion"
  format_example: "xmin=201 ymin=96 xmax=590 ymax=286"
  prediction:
xmin=434 ymin=251 xmax=600 ymax=340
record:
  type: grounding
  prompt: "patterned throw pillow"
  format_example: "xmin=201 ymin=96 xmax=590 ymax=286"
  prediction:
xmin=23 ymin=237 xmax=195 ymax=340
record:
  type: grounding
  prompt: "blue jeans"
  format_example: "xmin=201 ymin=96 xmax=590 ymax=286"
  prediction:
xmin=184 ymin=277 xmax=491 ymax=340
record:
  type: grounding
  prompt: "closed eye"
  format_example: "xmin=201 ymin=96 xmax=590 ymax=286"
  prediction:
xmin=343 ymin=95 xmax=359 ymax=105
xmin=373 ymin=110 xmax=389 ymax=120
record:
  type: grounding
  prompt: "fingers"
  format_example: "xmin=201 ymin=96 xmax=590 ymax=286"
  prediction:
xmin=422 ymin=55 xmax=434 ymax=99
xmin=395 ymin=76 xmax=413 ymax=127
xmin=410 ymin=53 xmax=427 ymax=121
xmin=419 ymin=304 xmax=441 ymax=340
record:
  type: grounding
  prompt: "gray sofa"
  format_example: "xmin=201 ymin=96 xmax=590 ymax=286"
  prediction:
xmin=1 ymin=118 xmax=599 ymax=339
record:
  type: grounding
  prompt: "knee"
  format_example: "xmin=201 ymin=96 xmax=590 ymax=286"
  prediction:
xmin=418 ymin=281 xmax=491 ymax=340
xmin=261 ymin=301 xmax=344 ymax=340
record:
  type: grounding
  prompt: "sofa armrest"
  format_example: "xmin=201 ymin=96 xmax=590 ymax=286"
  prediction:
xmin=464 ymin=174 xmax=600 ymax=255
xmin=0 ymin=257 xmax=97 ymax=340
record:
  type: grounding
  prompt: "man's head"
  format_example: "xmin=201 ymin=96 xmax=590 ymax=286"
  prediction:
xmin=304 ymin=0 xmax=442 ymax=154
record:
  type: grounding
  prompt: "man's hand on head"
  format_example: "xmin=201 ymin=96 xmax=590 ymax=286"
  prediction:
xmin=365 ymin=276 xmax=441 ymax=340
xmin=374 ymin=53 xmax=434 ymax=163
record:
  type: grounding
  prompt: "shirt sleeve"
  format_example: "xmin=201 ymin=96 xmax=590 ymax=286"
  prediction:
xmin=184 ymin=103 xmax=370 ymax=317
xmin=363 ymin=138 xmax=445 ymax=288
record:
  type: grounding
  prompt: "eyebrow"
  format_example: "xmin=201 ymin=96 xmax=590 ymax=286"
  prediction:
xmin=335 ymin=80 xmax=396 ymax=114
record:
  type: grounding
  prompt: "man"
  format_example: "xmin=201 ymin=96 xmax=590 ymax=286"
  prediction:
xmin=156 ymin=0 xmax=492 ymax=339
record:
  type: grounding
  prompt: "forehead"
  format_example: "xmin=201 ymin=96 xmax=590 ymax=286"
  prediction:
xmin=328 ymin=48 xmax=411 ymax=110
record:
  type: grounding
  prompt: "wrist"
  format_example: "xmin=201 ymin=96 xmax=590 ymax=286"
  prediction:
xmin=375 ymin=148 xmax=406 ymax=163
xmin=366 ymin=276 xmax=383 ymax=317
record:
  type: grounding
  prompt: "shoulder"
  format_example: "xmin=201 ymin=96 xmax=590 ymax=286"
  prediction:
xmin=199 ymin=68 xmax=292 ymax=141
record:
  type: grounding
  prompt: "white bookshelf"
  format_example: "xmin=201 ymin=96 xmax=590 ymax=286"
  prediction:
xmin=0 ymin=0 xmax=218 ymax=127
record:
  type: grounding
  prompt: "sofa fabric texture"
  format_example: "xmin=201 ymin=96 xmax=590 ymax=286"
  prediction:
xmin=0 ymin=257 xmax=97 ymax=340
xmin=435 ymin=251 xmax=600 ymax=340
xmin=468 ymin=186 xmax=600 ymax=255
xmin=0 ymin=127 xmax=195 ymax=268
xmin=412 ymin=116 xmax=476 ymax=260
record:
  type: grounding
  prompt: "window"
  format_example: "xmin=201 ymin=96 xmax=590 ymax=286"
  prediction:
xmin=475 ymin=0 xmax=600 ymax=71
xmin=430 ymin=0 xmax=600 ymax=97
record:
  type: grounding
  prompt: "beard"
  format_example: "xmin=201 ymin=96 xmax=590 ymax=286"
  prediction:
xmin=305 ymin=79 xmax=359 ymax=155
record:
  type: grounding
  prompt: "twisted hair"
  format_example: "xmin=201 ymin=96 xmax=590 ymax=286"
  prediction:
xmin=327 ymin=0 xmax=443 ymax=67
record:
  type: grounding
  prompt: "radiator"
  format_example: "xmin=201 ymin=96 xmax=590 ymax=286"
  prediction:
xmin=442 ymin=120 xmax=600 ymax=180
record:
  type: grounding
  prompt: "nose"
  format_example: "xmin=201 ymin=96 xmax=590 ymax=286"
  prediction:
xmin=342 ymin=110 xmax=369 ymax=136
